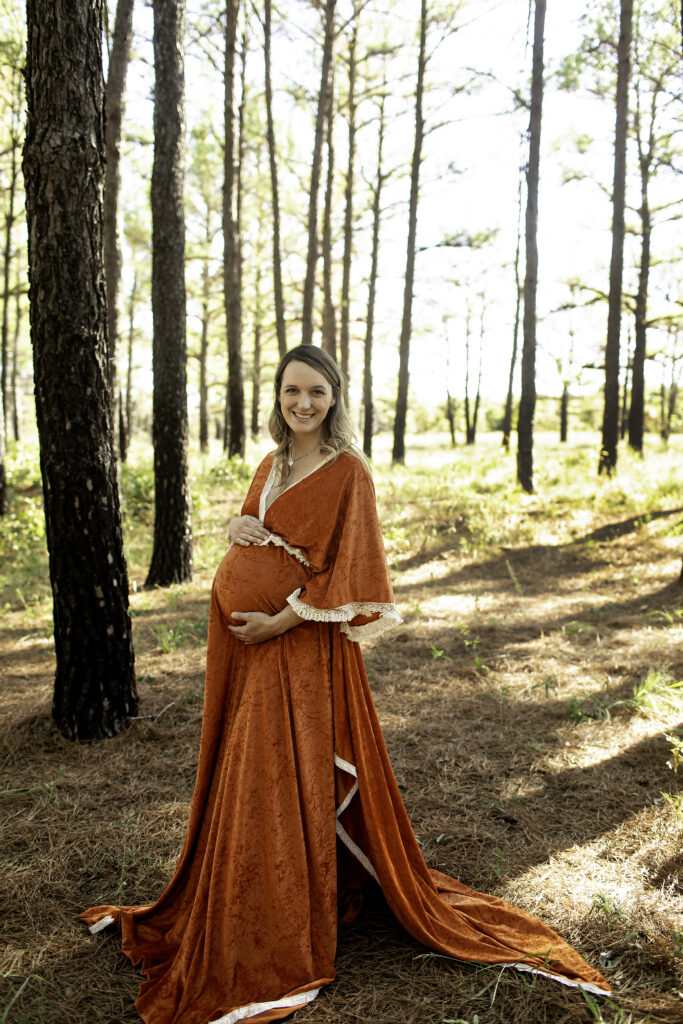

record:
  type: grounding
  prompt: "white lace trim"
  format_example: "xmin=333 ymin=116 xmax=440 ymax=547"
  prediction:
xmin=88 ymin=914 xmax=115 ymax=934
xmin=209 ymin=987 xmax=320 ymax=1024
xmin=506 ymin=962 xmax=610 ymax=996
xmin=287 ymin=591 xmax=402 ymax=643
xmin=263 ymin=533 xmax=315 ymax=569
xmin=334 ymin=754 xmax=379 ymax=884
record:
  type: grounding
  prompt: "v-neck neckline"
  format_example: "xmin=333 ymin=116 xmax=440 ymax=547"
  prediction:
xmin=260 ymin=453 xmax=334 ymax=519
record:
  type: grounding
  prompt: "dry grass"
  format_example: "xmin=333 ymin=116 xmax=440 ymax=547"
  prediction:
xmin=1 ymin=432 xmax=682 ymax=1024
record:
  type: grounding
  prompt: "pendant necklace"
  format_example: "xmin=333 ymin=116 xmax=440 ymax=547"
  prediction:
xmin=288 ymin=443 xmax=321 ymax=467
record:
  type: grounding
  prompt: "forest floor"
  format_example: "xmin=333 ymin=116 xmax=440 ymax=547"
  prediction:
xmin=1 ymin=430 xmax=682 ymax=1024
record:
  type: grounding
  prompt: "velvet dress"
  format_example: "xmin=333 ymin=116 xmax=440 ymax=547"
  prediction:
xmin=81 ymin=452 xmax=609 ymax=1023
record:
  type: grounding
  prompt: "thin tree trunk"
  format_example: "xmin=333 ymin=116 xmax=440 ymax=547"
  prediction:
xmin=223 ymin=0 xmax=245 ymax=458
xmin=362 ymin=81 xmax=387 ymax=460
xmin=339 ymin=6 xmax=359 ymax=389
xmin=251 ymin=260 xmax=263 ymax=438
xmin=23 ymin=0 xmax=137 ymax=738
xmin=599 ymin=0 xmax=633 ymax=475
xmin=517 ymin=0 xmax=546 ymax=494
xmin=1 ymin=79 xmax=20 ymax=440
xmin=464 ymin=310 xmax=473 ymax=444
xmin=103 ymin=0 xmax=135 ymax=457
xmin=11 ymin=282 xmax=23 ymax=441
xmin=392 ymin=0 xmax=427 ymax=464
xmin=628 ymin=81 xmax=653 ymax=455
xmin=263 ymin=0 xmax=286 ymax=357
xmin=502 ymin=170 xmax=523 ymax=451
xmin=471 ymin=309 xmax=483 ymax=443
xmin=560 ymin=383 xmax=568 ymax=442
xmin=199 ymin=252 xmax=210 ymax=453
xmin=620 ymin=326 xmax=632 ymax=439
xmin=301 ymin=0 xmax=336 ymax=347
xmin=122 ymin=269 xmax=137 ymax=462
xmin=146 ymin=0 xmax=193 ymax=587
xmin=321 ymin=60 xmax=337 ymax=361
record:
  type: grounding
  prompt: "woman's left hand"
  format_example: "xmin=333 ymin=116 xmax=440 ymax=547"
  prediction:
xmin=228 ymin=611 xmax=281 ymax=645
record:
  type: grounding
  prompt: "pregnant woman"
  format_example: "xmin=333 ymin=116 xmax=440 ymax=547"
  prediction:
xmin=82 ymin=346 xmax=609 ymax=1023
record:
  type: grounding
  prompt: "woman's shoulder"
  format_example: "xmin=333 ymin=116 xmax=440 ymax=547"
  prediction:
xmin=329 ymin=448 xmax=374 ymax=487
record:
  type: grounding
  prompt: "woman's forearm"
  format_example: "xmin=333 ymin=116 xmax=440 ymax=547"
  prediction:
xmin=273 ymin=604 xmax=304 ymax=636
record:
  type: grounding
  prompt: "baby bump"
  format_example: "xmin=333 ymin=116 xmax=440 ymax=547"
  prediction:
xmin=213 ymin=542 xmax=312 ymax=621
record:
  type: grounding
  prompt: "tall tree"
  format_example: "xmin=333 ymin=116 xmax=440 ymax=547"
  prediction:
xmin=262 ymin=0 xmax=286 ymax=357
xmin=362 ymin=67 xmax=388 ymax=459
xmin=517 ymin=0 xmax=546 ymax=494
xmin=321 ymin=58 xmax=337 ymax=360
xmin=301 ymin=0 xmax=336 ymax=347
xmin=23 ymin=0 xmax=137 ymax=738
xmin=599 ymin=0 xmax=633 ymax=475
xmin=502 ymin=169 xmax=524 ymax=451
xmin=146 ymin=0 xmax=193 ymax=587
xmin=392 ymin=0 xmax=427 ymax=464
xmin=339 ymin=4 xmax=360 ymax=389
xmin=1 ymin=61 xmax=21 ymax=448
xmin=223 ymin=0 xmax=245 ymax=457
xmin=103 ymin=0 xmax=135 ymax=455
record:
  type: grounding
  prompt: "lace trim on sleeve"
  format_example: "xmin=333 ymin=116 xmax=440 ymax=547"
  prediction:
xmin=286 ymin=589 xmax=402 ymax=642
xmin=263 ymin=534 xmax=315 ymax=569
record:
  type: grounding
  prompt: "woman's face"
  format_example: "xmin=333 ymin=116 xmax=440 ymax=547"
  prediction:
xmin=279 ymin=360 xmax=336 ymax=443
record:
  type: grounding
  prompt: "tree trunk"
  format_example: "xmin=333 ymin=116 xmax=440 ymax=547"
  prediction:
xmin=620 ymin=327 xmax=632 ymax=439
xmin=560 ymin=383 xmax=568 ymax=442
xmin=599 ymin=0 xmax=632 ymax=475
xmin=301 ymin=0 xmax=336 ymax=347
xmin=1 ymin=114 xmax=18 ymax=444
xmin=628 ymin=81 xmax=653 ymax=455
xmin=263 ymin=0 xmax=286 ymax=357
xmin=392 ymin=0 xmax=427 ymax=464
xmin=502 ymin=172 xmax=523 ymax=451
xmin=199 ymin=252 xmax=210 ymax=453
xmin=122 ymin=269 xmax=137 ymax=462
xmin=11 ymin=282 xmax=23 ymax=441
xmin=223 ymin=0 xmax=245 ymax=458
xmin=146 ymin=0 xmax=193 ymax=587
xmin=339 ymin=7 xmax=359 ymax=390
xmin=517 ymin=0 xmax=546 ymax=494
xmin=251 ymin=260 xmax=263 ymax=439
xmin=362 ymin=80 xmax=387 ymax=460
xmin=23 ymin=0 xmax=137 ymax=738
xmin=321 ymin=60 xmax=337 ymax=361
xmin=103 ymin=0 xmax=135 ymax=458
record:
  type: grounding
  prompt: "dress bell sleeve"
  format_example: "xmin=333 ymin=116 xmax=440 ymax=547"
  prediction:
xmin=285 ymin=457 xmax=402 ymax=642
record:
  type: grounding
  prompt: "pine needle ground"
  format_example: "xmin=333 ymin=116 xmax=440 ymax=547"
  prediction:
xmin=1 ymin=432 xmax=682 ymax=1024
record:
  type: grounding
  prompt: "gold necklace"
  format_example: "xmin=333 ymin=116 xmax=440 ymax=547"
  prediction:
xmin=288 ymin=443 xmax=320 ymax=467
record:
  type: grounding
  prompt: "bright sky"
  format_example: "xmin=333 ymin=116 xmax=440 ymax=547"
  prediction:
xmin=121 ymin=0 xmax=681 ymax=414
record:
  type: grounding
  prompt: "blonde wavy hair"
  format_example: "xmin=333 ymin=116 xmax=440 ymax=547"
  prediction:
xmin=268 ymin=345 xmax=369 ymax=482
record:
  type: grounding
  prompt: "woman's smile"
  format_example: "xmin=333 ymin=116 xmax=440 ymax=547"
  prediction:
xmin=279 ymin=360 xmax=336 ymax=444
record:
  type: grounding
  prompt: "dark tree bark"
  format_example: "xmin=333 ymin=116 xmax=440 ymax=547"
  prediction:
xmin=263 ymin=0 xmax=286 ymax=357
xmin=362 ymin=77 xmax=387 ymax=460
xmin=559 ymin=383 xmax=569 ymax=442
xmin=23 ymin=0 xmax=137 ymax=738
xmin=599 ymin=0 xmax=632 ymax=476
xmin=146 ymin=0 xmax=193 ymax=587
xmin=392 ymin=0 xmax=427 ymax=464
xmin=321 ymin=60 xmax=337 ymax=361
xmin=517 ymin=0 xmax=546 ymax=494
xmin=199 ymin=250 xmax=210 ymax=453
xmin=103 ymin=0 xmax=135 ymax=456
xmin=463 ymin=307 xmax=482 ymax=445
xmin=628 ymin=75 xmax=657 ymax=454
xmin=223 ymin=0 xmax=245 ymax=457
xmin=502 ymin=172 xmax=523 ymax=451
xmin=301 ymin=0 xmax=336 ymax=347
xmin=339 ymin=6 xmax=359 ymax=390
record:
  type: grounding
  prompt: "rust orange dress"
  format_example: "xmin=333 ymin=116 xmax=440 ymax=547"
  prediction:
xmin=81 ymin=452 xmax=609 ymax=1023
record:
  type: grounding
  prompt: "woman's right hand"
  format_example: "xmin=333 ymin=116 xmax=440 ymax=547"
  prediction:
xmin=228 ymin=515 xmax=271 ymax=547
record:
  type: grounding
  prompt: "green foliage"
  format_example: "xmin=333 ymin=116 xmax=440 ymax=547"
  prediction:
xmin=567 ymin=669 xmax=683 ymax=723
xmin=155 ymin=615 xmax=208 ymax=653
